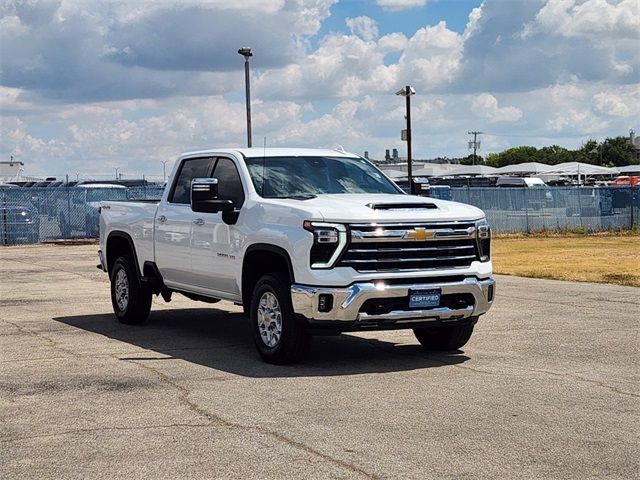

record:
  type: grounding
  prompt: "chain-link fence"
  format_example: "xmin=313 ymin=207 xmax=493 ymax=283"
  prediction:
xmin=451 ymin=186 xmax=639 ymax=233
xmin=1 ymin=185 xmax=638 ymax=245
xmin=1 ymin=185 xmax=164 ymax=245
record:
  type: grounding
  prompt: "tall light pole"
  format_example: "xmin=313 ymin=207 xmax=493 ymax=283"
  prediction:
xmin=161 ymin=160 xmax=169 ymax=181
xmin=396 ymin=85 xmax=416 ymax=194
xmin=114 ymin=167 xmax=120 ymax=181
xmin=238 ymin=47 xmax=253 ymax=148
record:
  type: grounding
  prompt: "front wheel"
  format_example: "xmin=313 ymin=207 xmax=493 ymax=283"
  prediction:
xmin=413 ymin=323 xmax=475 ymax=351
xmin=110 ymin=255 xmax=152 ymax=325
xmin=250 ymin=273 xmax=311 ymax=364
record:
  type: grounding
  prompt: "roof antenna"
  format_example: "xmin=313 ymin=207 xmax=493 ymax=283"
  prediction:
xmin=334 ymin=144 xmax=346 ymax=153
xmin=262 ymin=136 xmax=267 ymax=197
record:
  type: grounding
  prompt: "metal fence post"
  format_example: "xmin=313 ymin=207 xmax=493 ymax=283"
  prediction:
xmin=577 ymin=186 xmax=583 ymax=229
xmin=632 ymin=187 xmax=636 ymax=230
xmin=1 ymin=188 xmax=7 ymax=245
xmin=66 ymin=187 xmax=71 ymax=239
xmin=524 ymin=187 xmax=530 ymax=233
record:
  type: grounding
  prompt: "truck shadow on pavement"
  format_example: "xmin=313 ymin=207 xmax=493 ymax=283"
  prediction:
xmin=53 ymin=307 xmax=470 ymax=378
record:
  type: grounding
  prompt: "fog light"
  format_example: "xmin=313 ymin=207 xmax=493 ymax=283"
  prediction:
xmin=318 ymin=294 xmax=333 ymax=312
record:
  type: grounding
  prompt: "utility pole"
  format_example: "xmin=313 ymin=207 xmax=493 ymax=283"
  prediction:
xmin=238 ymin=47 xmax=253 ymax=148
xmin=396 ymin=85 xmax=416 ymax=194
xmin=468 ymin=131 xmax=483 ymax=165
xmin=114 ymin=167 xmax=120 ymax=181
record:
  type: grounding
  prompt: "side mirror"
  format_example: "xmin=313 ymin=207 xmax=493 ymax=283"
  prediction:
xmin=191 ymin=178 xmax=234 ymax=214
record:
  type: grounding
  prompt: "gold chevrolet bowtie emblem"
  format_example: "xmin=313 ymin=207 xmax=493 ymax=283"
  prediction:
xmin=404 ymin=228 xmax=435 ymax=241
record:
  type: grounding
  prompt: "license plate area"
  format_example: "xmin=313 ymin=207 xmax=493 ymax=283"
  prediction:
xmin=409 ymin=288 xmax=441 ymax=308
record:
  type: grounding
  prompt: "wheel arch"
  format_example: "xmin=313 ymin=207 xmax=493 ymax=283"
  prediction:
xmin=242 ymin=244 xmax=295 ymax=308
xmin=106 ymin=231 xmax=142 ymax=280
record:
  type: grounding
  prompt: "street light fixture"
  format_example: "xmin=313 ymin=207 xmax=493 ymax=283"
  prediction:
xmin=238 ymin=47 xmax=253 ymax=148
xmin=396 ymin=85 xmax=416 ymax=194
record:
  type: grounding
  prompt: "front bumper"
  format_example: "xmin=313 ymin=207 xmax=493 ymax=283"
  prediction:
xmin=291 ymin=276 xmax=495 ymax=328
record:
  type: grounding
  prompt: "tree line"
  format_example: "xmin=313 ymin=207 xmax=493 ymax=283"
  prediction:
xmin=457 ymin=136 xmax=639 ymax=167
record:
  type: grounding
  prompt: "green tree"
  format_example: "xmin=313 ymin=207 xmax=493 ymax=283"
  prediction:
xmin=459 ymin=154 xmax=484 ymax=165
xmin=602 ymin=136 xmax=639 ymax=166
xmin=537 ymin=145 xmax=574 ymax=165
xmin=488 ymin=146 xmax=539 ymax=167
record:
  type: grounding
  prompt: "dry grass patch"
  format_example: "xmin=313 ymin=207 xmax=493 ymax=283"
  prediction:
xmin=493 ymin=233 xmax=640 ymax=287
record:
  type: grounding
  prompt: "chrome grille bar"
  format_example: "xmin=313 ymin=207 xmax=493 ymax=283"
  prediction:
xmin=340 ymin=222 xmax=480 ymax=272
xmin=341 ymin=254 xmax=477 ymax=264
xmin=348 ymin=245 xmax=475 ymax=254
xmin=350 ymin=226 xmax=476 ymax=242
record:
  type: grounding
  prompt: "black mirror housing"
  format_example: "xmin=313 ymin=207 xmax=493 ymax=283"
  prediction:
xmin=191 ymin=178 xmax=234 ymax=213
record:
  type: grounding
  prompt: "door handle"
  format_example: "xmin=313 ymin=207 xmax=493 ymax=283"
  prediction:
xmin=157 ymin=215 xmax=167 ymax=223
xmin=193 ymin=218 xmax=205 ymax=226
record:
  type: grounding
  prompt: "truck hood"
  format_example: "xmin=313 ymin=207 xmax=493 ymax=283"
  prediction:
xmin=267 ymin=194 xmax=485 ymax=223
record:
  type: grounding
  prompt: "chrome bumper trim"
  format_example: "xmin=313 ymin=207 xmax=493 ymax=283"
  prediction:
xmin=291 ymin=277 xmax=495 ymax=324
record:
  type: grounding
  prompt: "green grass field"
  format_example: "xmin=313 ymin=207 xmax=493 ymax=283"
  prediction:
xmin=493 ymin=232 xmax=640 ymax=287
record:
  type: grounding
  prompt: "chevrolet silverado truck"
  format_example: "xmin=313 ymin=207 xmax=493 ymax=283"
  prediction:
xmin=97 ymin=148 xmax=495 ymax=364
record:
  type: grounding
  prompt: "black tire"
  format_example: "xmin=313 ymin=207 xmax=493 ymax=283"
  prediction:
xmin=250 ymin=273 xmax=311 ymax=364
xmin=110 ymin=255 xmax=152 ymax=325
xmin=413 ymin=323 xmax=475 ymax=351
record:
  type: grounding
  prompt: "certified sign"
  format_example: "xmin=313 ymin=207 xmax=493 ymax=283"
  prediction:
xmin=409 ymin=288 xmax=441 ymax=308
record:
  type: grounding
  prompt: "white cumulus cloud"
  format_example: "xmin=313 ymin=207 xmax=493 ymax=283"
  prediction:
xmin=471 ymin=93 xmax=523 ymax=123
xmin=376 ymin=0 xmax=426 ymax=11
xmin=345 ymin=16 xmax=379 ymax=41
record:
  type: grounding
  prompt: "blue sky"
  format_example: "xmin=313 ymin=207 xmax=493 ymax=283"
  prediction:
xmin=319 ymin=0 xmax=483 ymax=38
xmin=1 ymin=0 xmax=638 ymax=179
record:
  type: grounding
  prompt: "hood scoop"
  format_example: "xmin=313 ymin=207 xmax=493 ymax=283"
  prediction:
xmin=366 ymin=202 xmax=438 ymax=210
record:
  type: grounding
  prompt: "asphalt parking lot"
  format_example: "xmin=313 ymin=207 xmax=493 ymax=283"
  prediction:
xmin=1 ymin=244 xmax=638 ymax=479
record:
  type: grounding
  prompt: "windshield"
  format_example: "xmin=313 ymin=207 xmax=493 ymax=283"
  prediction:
xmin=86 ymin=188 xmax=130 ymax=202
xmin=245 ymin=156 xmax=402 ymax=198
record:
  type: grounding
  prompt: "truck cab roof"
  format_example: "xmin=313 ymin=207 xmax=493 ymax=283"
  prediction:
xmin=180 ymin=147 xmax=360 ymax=160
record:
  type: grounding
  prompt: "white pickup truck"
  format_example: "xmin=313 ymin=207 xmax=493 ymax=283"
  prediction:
xmin=98 ymin=148 xmax=494 ymax=364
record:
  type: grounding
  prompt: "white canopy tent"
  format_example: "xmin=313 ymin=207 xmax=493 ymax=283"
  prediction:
xmin=494 ymin=162 xmax=552 ymax=175
xmin=380 ymin=168 xmax=408 ymax=179
xmin=541 ymin=162 xmax=619 ymax=185
xmin=441 ymin=165 xmax=498 ymax=177
xmin=412 ymin=165 xmax=458 ymax=177
xmin=542 ymin=162 xmax=619 ymax=175
xmin=617 ymin=165 xmax=640 ymax=175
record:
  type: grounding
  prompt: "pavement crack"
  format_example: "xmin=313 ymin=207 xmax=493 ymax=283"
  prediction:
xmin=124 ymin=358 xmax=379 ymax=479
xmin=516 ymin=366 xmax=640 ymax=399
xmin=0 ymin=319 xmax=79 ymax=357
xmin=1 ymin=422 xmax=212 ymax=443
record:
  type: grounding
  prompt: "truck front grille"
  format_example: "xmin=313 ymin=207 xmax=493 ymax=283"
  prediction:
xmin=339 ymin=222 xmax=480 ymax=273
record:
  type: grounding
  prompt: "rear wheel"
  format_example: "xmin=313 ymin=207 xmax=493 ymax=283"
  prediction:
xmin=413 ymin=323 xmax=475 ymax=351
xmin=110 ymin=255 xmax=152 ymax=325
xmin=250 ymin=273 xmax=311 ymax=364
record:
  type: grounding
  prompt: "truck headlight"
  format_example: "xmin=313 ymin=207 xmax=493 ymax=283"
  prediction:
xmin=476 ymin=219 xmax=491 ymax=262
xmin=303 ymin=221 xmax=348 ymax=269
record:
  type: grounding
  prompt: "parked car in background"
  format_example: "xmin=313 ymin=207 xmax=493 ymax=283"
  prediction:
xmin=494 ymin=176 xmax=553 ymax=210
xmin=496 ymin=177 xmax=546 ymax=188
xmin=58 ymin=184 xmax=129 ymax=237
xmin=610 ymin=176 xmax=640 ymax=187
xmin=0 ymin=201 xmax=39 ymax=245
